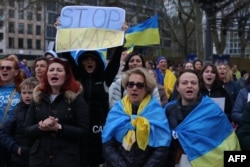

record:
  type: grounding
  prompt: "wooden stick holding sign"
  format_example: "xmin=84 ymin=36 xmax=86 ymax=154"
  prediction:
xmin=56 ymin=6 xmax=125 ymax=52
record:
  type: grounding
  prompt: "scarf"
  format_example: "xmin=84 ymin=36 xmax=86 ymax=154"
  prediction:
xmin=102 ymin=95 xmax=171 ymax=151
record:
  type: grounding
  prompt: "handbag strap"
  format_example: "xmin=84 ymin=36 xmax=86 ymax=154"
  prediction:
xmin=0 ymin=89 xmax=16 ymax=127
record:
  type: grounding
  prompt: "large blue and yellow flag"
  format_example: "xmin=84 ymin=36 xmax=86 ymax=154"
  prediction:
xmin=166 ymin=96 xmax=241 ymax=167
xmin=102 ymin=95 xmax=171 ymax=149
xmin=124 ymin=15 xmax=160 ymax=47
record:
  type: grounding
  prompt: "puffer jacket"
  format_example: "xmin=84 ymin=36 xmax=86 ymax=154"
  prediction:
xmin=0 ymin=102 xmax=31 ymax=167
xmin=25 ymin=86 xmax=89 ymax=167
xmin=103 ymin=139 xmax=168 ymax=167
xmin=109 ymin=78 xmax=161 ymax=109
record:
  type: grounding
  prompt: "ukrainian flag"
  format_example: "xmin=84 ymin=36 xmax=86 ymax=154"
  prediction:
xmin=167 ymin=96 xmax=241 ymax=167
xmin=126 ymin=44 xmax=134 ymax=55
xmin=124 ymin=15 xmax=160 ymax=47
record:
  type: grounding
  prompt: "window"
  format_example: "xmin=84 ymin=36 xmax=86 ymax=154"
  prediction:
xmin=9 ymin=22 xmax=15 ymax=33
xmin=27 ymin=39 xmax=32 ymax=49
xmin=18 ymin=38 xmax=23 ymax=48
xmin=0 ymin=21 xmax=3 ymax=28
xmin=0 ymin=9 xmax=3 ymax=17
xmin=18 ymin=23 xmax=24 ymax=34
xmin=36 ymin=13 xmax=41 ymax=21
xmin=28 ymin=4 xmax=33 ymax=10
xmin=0 ymin=33 xmax=3 ymax=40
xmin=47 ymin=3 xmax=56 ymax=11
xmin=27 ymin=12 xmax=33 ymax=20
xmin=18 ymin=0 xmax=24 ymax=8
xmin=36 ymin=3 xmax=42 ymax=11
xmin=18 ymin=11 xmax=24 ymax=19
xmin=36 ymin=39 xmax=41 ymax=49
xmin=27 ymin=24 xmax=33 ymax=34
xmin=9 ymin=9 xmax=15 ymax=18
xmin=36 ymin=25 xmax=41 ymax=35
xmin=48 ymin=13 xmax=58 ymax=24
xmin=9 ymin=37 xmax=15 ymax=48
xmin=9 ymin=1 xmax=14 ymax=7
xmin=46 ymin=26 xmax=56 ymax=38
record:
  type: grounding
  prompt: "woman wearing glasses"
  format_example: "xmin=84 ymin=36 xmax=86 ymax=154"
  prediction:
xmin=102 ymin=67 xmax=171 ymax=167
xmin=24 ymin=58 xmax=89 ymax=167
xmin=109 ymin=52 xmax=160 ymax=109
xmin=0 ymin=56 xmax=23 ymax=167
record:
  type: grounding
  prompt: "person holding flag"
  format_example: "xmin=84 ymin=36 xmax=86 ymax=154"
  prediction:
xmin=165 ymin=69 xmax=240 ymax=167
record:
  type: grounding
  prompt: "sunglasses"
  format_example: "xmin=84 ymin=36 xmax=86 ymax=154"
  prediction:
xmin=127 ymin=81 xmax=145 ymax=89
xmin=0 ymin=66 xmax=14 ymax=71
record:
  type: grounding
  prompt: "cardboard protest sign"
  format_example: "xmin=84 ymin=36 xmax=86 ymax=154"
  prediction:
xmin=56 ymin=6 xmax=125 ymax=52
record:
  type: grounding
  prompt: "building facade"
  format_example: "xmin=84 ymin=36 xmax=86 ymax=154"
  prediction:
xmin=0 ymin=0 xmax=170 ymax=60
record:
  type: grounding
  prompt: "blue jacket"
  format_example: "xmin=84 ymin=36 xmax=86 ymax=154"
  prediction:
xmin=231 ymin=87 xmax=250 ymax=123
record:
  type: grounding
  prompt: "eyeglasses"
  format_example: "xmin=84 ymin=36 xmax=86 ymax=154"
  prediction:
xmin=127 ymin=81 xmax=145 ymax=89
xmin=0 ymin=66 xmax=14 ymax=71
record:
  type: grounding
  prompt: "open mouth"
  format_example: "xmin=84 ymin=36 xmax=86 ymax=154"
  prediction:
xmin=51 ymin=77 xmax=58 ymax=82
xmin=206 ymin=78 xmax=212 ymax=81
xmin=186 ymin=90 xmax=193 ymax=94
xmin=87 ymin=65 xmax=94 ymax=70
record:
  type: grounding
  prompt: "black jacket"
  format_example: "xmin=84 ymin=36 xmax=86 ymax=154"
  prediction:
xmin=165 ymin=96 xmax=202 ymax=167
xmin=25 ymin=86 xmax=89 ymax=167
xmin=103 ymin=139 xmax=168 ymax=167
xmin=0 ymin=102 xmax=31 ymax=167
xmin=60 ymin=46 xmax=123 ymax=164
xmin=200 ymin=82 xmax=233 ymax=121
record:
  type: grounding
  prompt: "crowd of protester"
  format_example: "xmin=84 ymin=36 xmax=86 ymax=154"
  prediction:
xmin=1 ymin=20 xmax=250 ymax=167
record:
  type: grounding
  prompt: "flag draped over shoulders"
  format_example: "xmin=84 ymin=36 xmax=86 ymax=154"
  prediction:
xmin=171 ymin=96 xmax=240 ymax=167
xmin=124 ymin=15 xmax=160 ymax=47
xmin=102 ymin=95 xmax=171 ymax=149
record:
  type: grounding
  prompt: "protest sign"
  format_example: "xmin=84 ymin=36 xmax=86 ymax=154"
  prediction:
xmin=56 ymin=6 xmax=125 ymax=52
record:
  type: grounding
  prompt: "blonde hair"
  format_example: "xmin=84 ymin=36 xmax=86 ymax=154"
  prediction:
xmin=20 ymin=77 xmax=39 ymax=90
xmin=122 ymin=67 xmax=156 ymax=95
xmin=217 ymin=63 xmax=233 ymax=82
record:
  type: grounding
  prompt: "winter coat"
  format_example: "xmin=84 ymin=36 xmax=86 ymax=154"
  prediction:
xmin=223 ymin=81 xmax=239 ymax=104
xmin=103 ymin=139 xmax=169 ymax=167
xmin=102 ymin=96 xmax=171 ymax=167
xmin=165 ymin=96 xmax=201 ymax=167
xmin=25 ymin=86 xmax=89 ymax=167
xmin=165 ymin=95 xmax=239 ymax=167
xmin=59 ymin=46 xmax=123 ymax=164
xmin=231 ymin=87 xmax=250 ymax=124
xmin=0 ymin=102 xmax=31 ymax=167
xmin=109 ymin=78 xmax=161 ymax=109
xmin=200 ymin=83 xmax=233 ymax=121
xmin=237 ymin=101 xmax=250 ymax=150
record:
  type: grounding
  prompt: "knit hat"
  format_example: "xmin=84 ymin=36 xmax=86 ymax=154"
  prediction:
xmin=156 ymin=56 xmax=167 ymax=65
xmin=44 ymin=50 xmax=58 ymax=58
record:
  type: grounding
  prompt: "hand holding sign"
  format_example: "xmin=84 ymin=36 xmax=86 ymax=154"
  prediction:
xmin=55 ymin=6 xmax=126 ymax=52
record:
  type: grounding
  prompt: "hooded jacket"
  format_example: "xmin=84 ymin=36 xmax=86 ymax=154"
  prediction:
xmin=60 ymin=46 xmax=123 ymax=164
xmin=25 ymin=85 xmax=89 ymax=167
